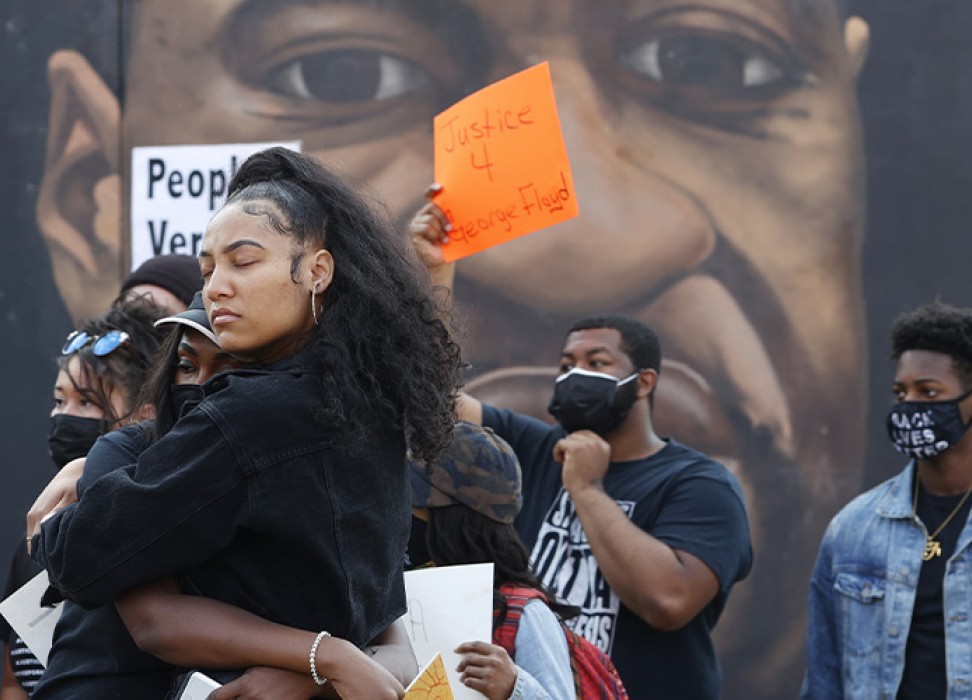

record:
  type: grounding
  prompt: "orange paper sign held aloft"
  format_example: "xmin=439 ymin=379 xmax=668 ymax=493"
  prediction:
xmin=433 ymin=62 xmax=578 ymax=262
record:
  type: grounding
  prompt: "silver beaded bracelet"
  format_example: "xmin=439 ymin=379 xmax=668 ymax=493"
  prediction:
xmin=309 ymin=630 xmax=332 ymax=686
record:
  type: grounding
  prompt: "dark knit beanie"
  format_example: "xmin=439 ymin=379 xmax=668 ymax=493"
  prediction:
xmin=120 ymin=255 xmax=202 ymax=307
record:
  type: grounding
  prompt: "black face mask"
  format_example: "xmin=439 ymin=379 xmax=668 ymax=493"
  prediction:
xmin=170 ymin=384 xmax=205 ymax=423
xmin=405 ymin=516 xmax=433 ymax=571
xmin=48 ymin=414 xmax=104 ymax=470
xmin=548 ymin=368 xmax=640 ymax=436
xmin=886 ymin=390 xmax=972 ymax=459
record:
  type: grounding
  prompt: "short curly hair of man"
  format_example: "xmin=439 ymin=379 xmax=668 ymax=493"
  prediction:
xmin=890 ymin=301 xmax=972 ymax=388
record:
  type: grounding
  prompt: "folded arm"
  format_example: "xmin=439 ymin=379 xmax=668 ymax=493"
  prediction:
xmin=117 ymin=579 xmax=414 ymax=697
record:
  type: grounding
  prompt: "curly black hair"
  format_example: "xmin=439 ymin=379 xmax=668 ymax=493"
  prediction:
xmin=425 ymin=505 xmax=580 ymax=628
xmin=890 ymin=301 xmax=972 ymax=388
xmin=57 ymin=295 xmax=167 ymax=426
xmin=224 ymin=147 xmax=462 ymax=464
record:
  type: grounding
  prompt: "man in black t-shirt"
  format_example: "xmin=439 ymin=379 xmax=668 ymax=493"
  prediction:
xmin=462 ymin=316 xmax=752 ymax=700
xmin=411 ymin=204 xmax=753 ymax=699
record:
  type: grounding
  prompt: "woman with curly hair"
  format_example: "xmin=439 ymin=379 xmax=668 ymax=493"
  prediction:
xmin=32 ymin=147 xmax=462 ymax=698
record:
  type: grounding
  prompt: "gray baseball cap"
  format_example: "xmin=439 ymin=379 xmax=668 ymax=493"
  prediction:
xmin=154 ymin=291 xmax=216 ymax=344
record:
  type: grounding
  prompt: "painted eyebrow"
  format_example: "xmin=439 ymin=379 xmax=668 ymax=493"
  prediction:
xmin=226 ymin=0 xmax=464 ymax=38
xmin=221 ymin=0 xmax=491 ymax=86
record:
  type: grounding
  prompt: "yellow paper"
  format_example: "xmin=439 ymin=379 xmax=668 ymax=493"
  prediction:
xmin=404 ymin=653 xmax=455 ymax=699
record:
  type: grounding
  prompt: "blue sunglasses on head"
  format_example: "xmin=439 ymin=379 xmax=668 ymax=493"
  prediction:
xmin=61 ymin=330 xmax=131 ymax=357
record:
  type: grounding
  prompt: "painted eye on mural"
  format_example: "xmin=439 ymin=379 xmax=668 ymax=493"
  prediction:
xmin=264 ymin=49 xmax=431 ymax=104
xmin=619 ymin=34 xmax=789 ymax=92
xmin=610 ymin=9 xmax=812 ymax=136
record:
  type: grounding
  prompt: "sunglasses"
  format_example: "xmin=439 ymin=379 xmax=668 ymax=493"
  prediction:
xmin=61 ymin=330 xmax=131 ymax=357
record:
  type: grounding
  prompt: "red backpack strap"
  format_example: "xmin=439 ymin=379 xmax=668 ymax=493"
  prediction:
xmin=564 ymin=627 xmax=630 ymax=700
xmin=492 ymin=585 xmax=546 ymax=658
xmin=492 ymin=584 xmax=629 ymax=699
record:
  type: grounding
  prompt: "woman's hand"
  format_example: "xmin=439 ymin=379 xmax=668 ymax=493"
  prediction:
xmin=208 ymin=667 xmax=321 ymax=700
xmin=207 ymin=654 xmax=406 ymax=700
xmin=455 ymin=641 xmax=518 ymax=700
xmin=27 ymin=457 xmax=85 ymax=545
xmin=319 ymin=638 xmax=405 ymax=700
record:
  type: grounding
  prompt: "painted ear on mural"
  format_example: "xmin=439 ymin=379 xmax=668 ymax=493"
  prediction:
xmin=845 ymin=17 xmax=871 ymax=80
xmin=36 ymin=49 xmax=124 ymax=324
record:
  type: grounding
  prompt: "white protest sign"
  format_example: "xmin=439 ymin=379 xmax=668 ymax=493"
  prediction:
xmin=402 ymin=563 xmax=493 ymax=700
xmin=130 ymin=140 xmax=300 ymax=270
xmin=0 ymin=571 xmax=63 ymax=666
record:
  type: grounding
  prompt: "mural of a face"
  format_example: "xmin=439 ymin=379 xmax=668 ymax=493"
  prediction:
xmin=35 ymin=1 xmax=870 ymax=696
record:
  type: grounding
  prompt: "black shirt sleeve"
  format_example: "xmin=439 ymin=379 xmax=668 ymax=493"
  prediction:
xmin=481 ymin=404 xmax=563 ymax=478
xmin=645 ymin=470 xmax=752 ymax=592
xmin=33 ymin=408 xmax=247 ymax=608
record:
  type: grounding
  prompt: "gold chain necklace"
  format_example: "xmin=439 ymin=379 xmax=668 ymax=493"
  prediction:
xmin=914 ymin=473 xmax=972 ymax=561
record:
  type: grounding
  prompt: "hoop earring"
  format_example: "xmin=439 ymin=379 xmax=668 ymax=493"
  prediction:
xmin=311 ymin=285 xmax=320 ymax=325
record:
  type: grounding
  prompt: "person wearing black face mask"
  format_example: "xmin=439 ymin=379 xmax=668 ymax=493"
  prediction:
xmin=26 ymin=293 xmax=236 ymax=699
xmin=420 ymin=304 xmax=752 ymax=698
xmin=47 ymin=415 xmax=106 ymax=471
xmin=805 ymin=301 xmax=972 ymax=700
xmin=1 ymin=297 xmax=166 ymax=699
xmin=548 ymin=368 xmax=641 ymax=437
xmin=2 ymin=370 xmax=106 ymax=698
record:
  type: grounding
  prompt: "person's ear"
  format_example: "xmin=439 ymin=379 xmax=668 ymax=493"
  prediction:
xmin=636 ymin=368 xmax=659 ymax=400
xmin=844 ymin=16 xmax=870 ymax=80
xmin=309 ymin=248 xmax=335 ymax=294
xmin=36 ymin=50 xmax=124 ymax=324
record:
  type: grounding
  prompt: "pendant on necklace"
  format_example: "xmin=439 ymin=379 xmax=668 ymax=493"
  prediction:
xmin=924 ymin=538 xmax=943 ymax=561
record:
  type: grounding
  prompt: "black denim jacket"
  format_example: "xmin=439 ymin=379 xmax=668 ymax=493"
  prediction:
xmin=33 ymin=349 xmax=409 ymax=649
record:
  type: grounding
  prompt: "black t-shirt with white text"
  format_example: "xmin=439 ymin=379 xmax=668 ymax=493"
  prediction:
xmin=483 ymin=405 xmax=753 ymax=700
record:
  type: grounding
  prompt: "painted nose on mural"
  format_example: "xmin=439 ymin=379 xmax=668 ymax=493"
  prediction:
xmin=459 ymin=58 xmax=717 ymax=314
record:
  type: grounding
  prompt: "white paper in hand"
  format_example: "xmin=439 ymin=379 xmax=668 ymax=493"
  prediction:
xmin=403 ymin=563 xmax=493 ymax=699
xmin=0 ymin=571 xmax=63 ymax=666
xmin=176 ymin=671 xmax=222 ymax=700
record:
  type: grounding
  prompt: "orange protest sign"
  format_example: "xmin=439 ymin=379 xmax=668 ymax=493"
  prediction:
xmin=433 ymin=62 xmax=578 ymax=262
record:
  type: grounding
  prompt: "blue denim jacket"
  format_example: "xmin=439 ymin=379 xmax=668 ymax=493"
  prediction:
xmin=803 ymin=461 xmax=972 ymax=699
xmin=510 ymin=599 xmax=574 ymax=700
